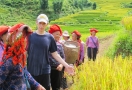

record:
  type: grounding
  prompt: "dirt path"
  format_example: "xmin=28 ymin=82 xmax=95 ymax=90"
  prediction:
xmin=97 ymin=35 xmax=115 ymax=58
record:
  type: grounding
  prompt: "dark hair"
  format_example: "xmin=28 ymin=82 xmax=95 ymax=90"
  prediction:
xmin=77 ymin=35 xmax=81 ymax=40
xmin=23 ymin=26 xmax=29 ymax=35
xmin=67 ymin=36 xmax=70 ymax=39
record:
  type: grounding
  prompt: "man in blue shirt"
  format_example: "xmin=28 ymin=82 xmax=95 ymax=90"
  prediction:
xmin=27 ymin=14 xmax=74 ymax=90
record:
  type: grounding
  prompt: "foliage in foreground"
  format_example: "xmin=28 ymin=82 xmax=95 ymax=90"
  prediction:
xmin=106 ymin=31 xmax=132 ymax=58
xmin=69 ymin=56 xmax=132 ymax=90
xmin=106 ymin=16 xmax=132 ymax=58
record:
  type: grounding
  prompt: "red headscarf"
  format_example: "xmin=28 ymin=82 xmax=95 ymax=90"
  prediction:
xmin=72 ymin=30 xmax=82 ymax=66
xmin=72 ymin=30 xmax=81 ymax=37
xmin=0 ymin=26 xmax=9 ymax=36
xmin=48 ymin=24 xmax=62 ymax=35
xmin=90 ymin=28 xmax=98 ymax=33
xmin=72 ymin=30 xmax=81 ymax=43
xmin=1 ymin=23 xmax=32 ymax=69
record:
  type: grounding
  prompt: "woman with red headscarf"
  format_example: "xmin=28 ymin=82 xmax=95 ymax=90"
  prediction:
xmin=71 ymin=30 xmax=85 ymax=66
xmin=0 ymin=26 xmax=9 ymax=62
xmin=86 ymin=28 xmax=99 ymax=61
xmin=0 ymin=23 xmax=45 ymax=90
xmin=48 ymin=24 xmax=67 ymax=90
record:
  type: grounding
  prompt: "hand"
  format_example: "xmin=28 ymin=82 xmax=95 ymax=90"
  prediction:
xmin=37 ymin=85 xmax=46 ymax=90
xmin=79 ymin=60 xmax=82 ymax=64
xmin=97 ymin=51 xmax=99 ymax=54
xmin=56 ymin=64 xmax=63 ymax=71
xmin=65 ymin=65 xmax=75 ymax=76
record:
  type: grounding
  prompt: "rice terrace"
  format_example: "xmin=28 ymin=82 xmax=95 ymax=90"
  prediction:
xmin=0 ymin=0 xmax=132 ymax=90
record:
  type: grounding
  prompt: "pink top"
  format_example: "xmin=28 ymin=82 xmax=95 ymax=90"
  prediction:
xmin=86 ymin=36 xmax=99 ymax=49
xmin=79 ymin=42 xmax=84 ymax=61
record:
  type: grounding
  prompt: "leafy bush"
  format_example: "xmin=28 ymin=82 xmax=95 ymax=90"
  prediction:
xmin=122 ymin=2 xmax=132 ymax=8
xmin=106 ymin=31 xmax=132 ymax=58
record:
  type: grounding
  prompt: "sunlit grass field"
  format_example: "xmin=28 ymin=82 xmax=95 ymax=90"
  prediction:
xmin=57 ymin=0 xmax=132 ymax=90
xmin=69 ymin=56 xmax=132 ymax=90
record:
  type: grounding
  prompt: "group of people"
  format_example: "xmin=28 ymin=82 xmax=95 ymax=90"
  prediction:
xmin=0 ymin=13 xmax=99 ymax=90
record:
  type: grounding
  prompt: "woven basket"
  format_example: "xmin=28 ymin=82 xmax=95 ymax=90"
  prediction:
xmin=63 ymin=41 xmax=80 ymax=64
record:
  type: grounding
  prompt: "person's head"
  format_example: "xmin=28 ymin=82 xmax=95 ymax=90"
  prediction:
xmin=71 ymin=30 xmax=81 ymax=41
xmin=90 ymin=28 xmax=98 ymax=36
xmin=36 ymin=14 xmax=49 ymax=32
xmin=49 ymin=24 xmax=62 ymax=41
xmin=62 ymin=30 xmax=70 ymax=41
xmin=3 ymin=23 xmax=32 ymax=68
xmin=0 ymin=26 xmax=10 ymax=43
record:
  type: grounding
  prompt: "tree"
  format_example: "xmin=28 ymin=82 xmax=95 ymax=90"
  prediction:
xmin=93 ymin=2 xmax=97 ymax=10
xmin=40 ymin=0 xmax=48 ymax=10
xmin=53 ymin=0 xmax=63 ymax=14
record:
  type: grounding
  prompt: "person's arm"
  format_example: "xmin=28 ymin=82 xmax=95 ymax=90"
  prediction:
xmin=56 ymin=45 xmax=65 ymax=71
xmin=80 ymin=43 xmax=84 ymax=61
xmin=51 ymin=52 xmax=74 ymax=75
xmin=59 ymin=45 xmax=65 ymax=60
xmin=96 ymin=38 xmax=99 ymax=53
xmin=50 ymin=35 xmax=74 ymax=75
xmin=25 ymin=69 xmax=45 ymax=90
xmin=86 ymin=37 xmax=89 ymax=47
xmin=51 ymin=52 xmax=68 ymax=68
xmin=0 ymin=60 xmax=13 ymax=84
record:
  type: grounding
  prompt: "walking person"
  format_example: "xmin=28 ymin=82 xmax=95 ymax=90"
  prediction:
xmin=71 ymin=30 xmax=85 ymax=66
xmin=0 ymin=26 xmax=9 ymax=62
xmin=27 ymin=14 xmax=74 ymax=90
xmin=60 ymin=30 xmax=70 ymax=90
xmin=86 ymin=28 xmax=99 ymax=61
xmin=60 ymin=30 xmax=70 ymax=44
xmin=48 ymin=24 xmax=65 ymax=90
xmin=0 ymin=23 xmax=45 ymax=90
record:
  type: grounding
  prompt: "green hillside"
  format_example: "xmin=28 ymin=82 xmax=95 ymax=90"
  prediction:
xmin=0 ymin=0 xmax=132 ymax=56
xmin=51 ymin=0 xmax=132 ymax=41
xmin=0 ymin=0 xmax=93 ymax=29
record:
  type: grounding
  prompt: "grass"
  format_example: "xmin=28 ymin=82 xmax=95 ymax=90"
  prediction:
xmin=69 ymin=56 xmax=132 ymax=90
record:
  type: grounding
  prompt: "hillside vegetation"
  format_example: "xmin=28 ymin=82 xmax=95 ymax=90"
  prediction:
xmin=0 ymin=0 xmax=93 ymax=28
xmin=51 ymin=0 xmax=132 ymax=57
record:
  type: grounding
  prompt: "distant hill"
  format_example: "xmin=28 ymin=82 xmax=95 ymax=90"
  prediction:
xmin=0 ymin=0 xmax=92 ymax=29
xmin=50 ymin=0 xmax=132 ymax=40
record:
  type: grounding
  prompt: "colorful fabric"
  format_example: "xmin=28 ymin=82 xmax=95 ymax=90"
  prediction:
xmin=90 ymin=28 xmax=98 ymax=33
xmin=49 ymin=41 xmax=65 ymax=67
xmin=71 ymin=30 xmax=81 ymax=37
xmin=0 ymin=58 xmax=39 ymax=90
xmin=0 ymin=41 xmax=4 ymax=62
xmin=2 ymin=23 xmax=32 ymax=69
xmin=79 ymin=42 xmax=85 ymax=61
xmin=0 ymin=26 xmax=9 ymax=36
xmin=48 ymin=24 xmax=62 ymax=35
xmin=86 ymin=36 xmax=99 ymax=49
xmin=8 ymin=23 xmax=24 ymax=33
